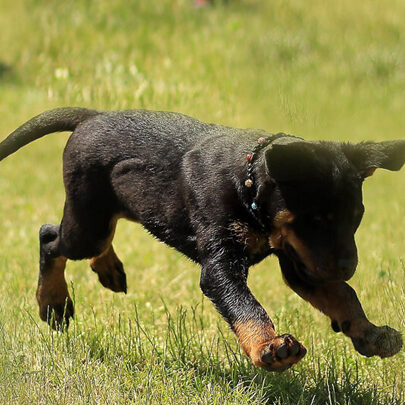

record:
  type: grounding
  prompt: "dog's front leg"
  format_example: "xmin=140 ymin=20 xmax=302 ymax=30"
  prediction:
xmin=200 ymin=253 xmax=306 ymax=372
xmin=279 ymin=254 xmax=403 ymax=358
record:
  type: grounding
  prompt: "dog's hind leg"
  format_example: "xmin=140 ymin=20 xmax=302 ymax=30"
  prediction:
xmin=37 ymin=200 xmax=126 ymax=328
xmin=90 ymin=245 xmax=126 ymax=293
xmin=59 ymin=201 xmax=127 ymax=295
xmin=88 ymin=220 xmax=127 ymax=294
xmin=36 ymin=223 xmax=73 ymax=329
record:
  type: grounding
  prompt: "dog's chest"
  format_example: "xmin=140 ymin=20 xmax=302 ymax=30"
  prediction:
xmin=230 ymin=221 xmax=270 ymax=262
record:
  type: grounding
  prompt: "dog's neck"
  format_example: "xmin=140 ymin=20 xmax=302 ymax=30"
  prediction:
xmin=242 ymin=133 xmax=302 ymax=232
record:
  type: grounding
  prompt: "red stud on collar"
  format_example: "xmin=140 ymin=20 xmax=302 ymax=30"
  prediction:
xmin=246 ymin=153 xmax=253 ymax=162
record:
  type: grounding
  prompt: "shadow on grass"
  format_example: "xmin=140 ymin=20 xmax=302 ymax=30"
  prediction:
xmin=181 ymin=361 xmax=384 ymax=405
xmin=20 ymin=297 xmax=401 ymax=404
xmin=78 ymin=304 xmax=403 ymax=405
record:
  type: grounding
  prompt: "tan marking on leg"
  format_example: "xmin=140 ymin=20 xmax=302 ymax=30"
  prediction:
xmin=88 ymin=216 xmax=126 ymax=292
xmin=90 ymin=245 xmax=119 ymax=276
xmin=293 ymin=281 xmax=368 ymax=336
xmin=233 ymin=319 xmax=277 ymax=359
xmin=233 ymin=320 xmax=306 ymax=371
xmin=289 ymin=281 xmax=402 ymax=358
xmin=96 ymin=216 xmax=119 ymax=254
xmin=36 ymin=256 xmax=73 ymax=326
xmin=90 ymin=245 xmax=126 ymax=293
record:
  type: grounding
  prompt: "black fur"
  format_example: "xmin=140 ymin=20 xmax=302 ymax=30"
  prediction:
xmin=1 ymin=108 xmax=404 ymax=366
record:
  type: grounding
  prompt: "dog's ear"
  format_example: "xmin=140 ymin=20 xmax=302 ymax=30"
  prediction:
xmin=265 ymin=142 xmax=323 ymax=183
xmin=342 ymin=140 xmax=405 ymax=178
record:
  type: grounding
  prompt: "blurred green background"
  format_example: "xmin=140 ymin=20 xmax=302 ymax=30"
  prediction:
xmin=0 ymin=0 xmax=404 ymax=403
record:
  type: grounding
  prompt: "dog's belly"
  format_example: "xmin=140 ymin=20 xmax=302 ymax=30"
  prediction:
xmin=111 ymin=158 xmax=200 ymax=262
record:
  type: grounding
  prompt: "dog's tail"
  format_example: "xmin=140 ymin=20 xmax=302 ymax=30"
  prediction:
xmin=0 ymin=107 xmax=101 ymax=161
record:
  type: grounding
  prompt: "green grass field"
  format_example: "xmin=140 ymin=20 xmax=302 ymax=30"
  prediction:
xmin=0 ymin=0 xmax=404 ymax=403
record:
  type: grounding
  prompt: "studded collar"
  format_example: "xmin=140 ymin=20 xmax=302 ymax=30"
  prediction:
xmin=242 ymin=132 xmax=288 ymax=232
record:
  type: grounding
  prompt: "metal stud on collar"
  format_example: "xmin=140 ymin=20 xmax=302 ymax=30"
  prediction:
xmin=243 ymin=133 xmax=287 ymax=230
xmin=244 ymin=135 xmax=280 ymax=189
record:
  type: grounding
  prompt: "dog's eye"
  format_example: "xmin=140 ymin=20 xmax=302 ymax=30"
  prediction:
xmin=313 ymin=214 xmax=334 ymax=223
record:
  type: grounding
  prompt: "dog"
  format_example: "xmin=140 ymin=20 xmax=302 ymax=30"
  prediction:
xmin=1 ymin=107 xmax=404 ymax=372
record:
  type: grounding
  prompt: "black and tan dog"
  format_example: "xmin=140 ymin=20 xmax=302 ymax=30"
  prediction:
xmin=1 ymin=108 xmax=404 ymax=372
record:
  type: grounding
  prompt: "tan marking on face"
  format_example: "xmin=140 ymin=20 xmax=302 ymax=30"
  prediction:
xmin=230 ymin=221 xmax=268 ymax=254
xmin=273 ymin=210 xmax=295 ymax=228
xmin=284 ymin=229 xmax=316 ymax=272
xmin=269 ymin=210 xmax=316 ymax=273
xmin=269 ymin=210 xmax=294 ymax=250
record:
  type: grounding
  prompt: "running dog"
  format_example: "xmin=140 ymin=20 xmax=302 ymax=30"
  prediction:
xmin=1 ymin=108 xmax=404 ymax=372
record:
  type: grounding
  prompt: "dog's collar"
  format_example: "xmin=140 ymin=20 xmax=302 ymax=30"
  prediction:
xmin=243 ymin=132 xmax=288 ymax=231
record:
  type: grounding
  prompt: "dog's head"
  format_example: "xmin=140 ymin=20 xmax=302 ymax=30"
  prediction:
xmin=265 ymin=139 xmax=405 ymax=283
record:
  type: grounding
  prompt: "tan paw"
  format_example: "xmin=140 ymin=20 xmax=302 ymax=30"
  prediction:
xmin=90 ymin=247 xmax=127 ymax=293
xmin=252 ymin=334 xmax=307 ymax=372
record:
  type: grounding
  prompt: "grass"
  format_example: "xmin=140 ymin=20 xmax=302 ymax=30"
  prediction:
xmin=0 ymin=0 xmax=404 ymax=403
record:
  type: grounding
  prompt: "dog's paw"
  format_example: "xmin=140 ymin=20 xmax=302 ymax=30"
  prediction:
xmin=90 ymin=249 xmax=127 ymax=293
xmin=91 ymin=262 xmax=127 ymax=293
xmin=351 ymin=325 xmax=403 ymax=358
xmin=90 ymin=257 xmax=127 ymax=294
xmin=39 ymin=297 xmax=74 ymax=330
xmin=254 ymin=334 xmax=307 ymax=372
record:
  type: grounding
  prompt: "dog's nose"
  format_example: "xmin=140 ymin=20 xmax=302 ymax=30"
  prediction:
xmin=337 ymin=258 xmax=357 ymax=279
